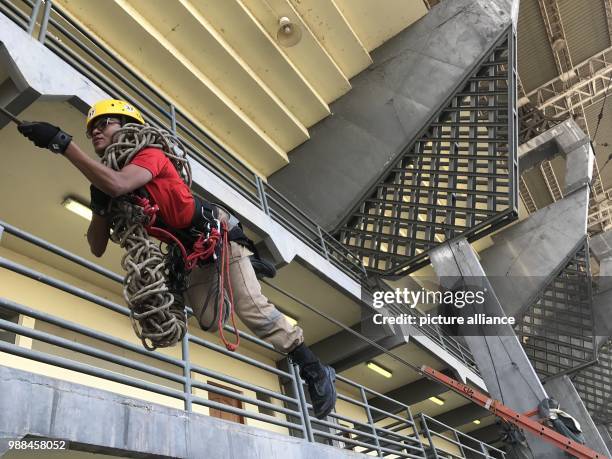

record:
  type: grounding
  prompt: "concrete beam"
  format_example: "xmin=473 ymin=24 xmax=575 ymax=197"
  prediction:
xmin=596 ymin=424 xmax=612 ymax=453
xmin=430 ymin=238 xmax=563 ymax=458
xmin=0 ymin=365 xmax=369 ymax=459
xmin=544 ymin=375 xmax=611 ymax=457
xmin=485 ymin=122 xmax=593 ymax=323
xmin=368 ymin=371 xmax=454 ymax=421
xmin=431 ymin=403 xmax=489 ymax=431
xmin=517 ymin=119 xmax=593 ymax=208
xmin=309 ymin=317 xmax=406 ymax=372
xmin=0 ymin=13 xmax=107 ymax=110
xmin=479 ymin=187 xmax=589 ymax=319
xmin=467 ymin=424 xmax=504 ymax=446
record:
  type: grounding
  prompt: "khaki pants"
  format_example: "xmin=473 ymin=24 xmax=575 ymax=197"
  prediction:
xmin=184 ymin=240 xmax=304 ymax=354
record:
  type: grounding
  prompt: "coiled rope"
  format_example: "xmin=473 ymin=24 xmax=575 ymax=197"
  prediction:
xmin=102 ymin=124 xmax=191 ymax=350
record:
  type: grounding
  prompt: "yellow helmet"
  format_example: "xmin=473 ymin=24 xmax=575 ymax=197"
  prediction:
xmin=86 ymin=99 xmax=144 ymax=129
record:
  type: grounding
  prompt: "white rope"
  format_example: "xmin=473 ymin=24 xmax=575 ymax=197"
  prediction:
xmin=102 ymin=123 xmax=191 ymax=350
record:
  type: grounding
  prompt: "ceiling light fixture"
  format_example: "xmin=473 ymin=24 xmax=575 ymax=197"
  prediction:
xmin=277 ymin=16 xmax=302 ymax=47
xmin=367 ymin=361 xmax=392 ymax=378
xmin=428 ymin=396 xmax=445 ymax=406
xmin=62 ymin=197 xmax=92 ymax=221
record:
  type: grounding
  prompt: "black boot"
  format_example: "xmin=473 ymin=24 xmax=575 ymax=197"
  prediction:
xmin=289 ymin=343 xmax=337 ymax=419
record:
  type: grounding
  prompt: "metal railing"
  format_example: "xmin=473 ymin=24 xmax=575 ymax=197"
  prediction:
xmin=419 ymin=415 xmax=506 ymax=459
xmin=0 ymin=0 xmax=366 ymax=283
xmin=0 ymin=219 xmax=502 ymax=458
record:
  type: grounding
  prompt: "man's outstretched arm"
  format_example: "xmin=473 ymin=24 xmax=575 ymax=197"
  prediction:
xmin=16 ymin=121 xmax=153 ymax=257
xmin=64 ymin=142 xmax=152 ymax=197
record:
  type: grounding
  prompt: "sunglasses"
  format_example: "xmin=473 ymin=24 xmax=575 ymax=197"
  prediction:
xmin=86 ymin=117 xmax=121 ymax=139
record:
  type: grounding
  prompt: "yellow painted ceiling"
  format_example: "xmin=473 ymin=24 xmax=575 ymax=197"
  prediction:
xmin=52 ymin=0 xmax=428 ymax=177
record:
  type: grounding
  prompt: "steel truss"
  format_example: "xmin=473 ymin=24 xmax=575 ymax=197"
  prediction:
xmin=516 ymin=240 xmax=597 ymax=380
xmin=526 ymin=46 xmax=612 ymax=122
xmin=337 ymin=29 xmax=518 ymax=276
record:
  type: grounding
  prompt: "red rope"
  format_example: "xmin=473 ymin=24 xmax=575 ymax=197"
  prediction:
xmin=133 ymin=196 xmax=240 ymax=351
xmin=216 ymin=221 xmax=240 ymax=352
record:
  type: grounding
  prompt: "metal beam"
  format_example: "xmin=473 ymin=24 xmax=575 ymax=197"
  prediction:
xmin=519 ymin=176 xmax=538 ymax=213
xmin=540 ymin=160 xmax=564 ymax=201
xmin=526 ymin=46 xmax=612 ymax=120
xmin=537 ymin=0 xmax=573 ymax=75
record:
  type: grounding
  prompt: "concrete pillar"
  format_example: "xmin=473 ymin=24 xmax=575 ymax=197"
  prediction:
xmin=596 ymin=424 xmax=612 ymax=453
xmin=430 ymin=238 xmax=564 ymax=458
xmin=564 ymin=140 xmax=594 ymax=195
xmin=544 ymin=375 xmax=611 ymax=457
xmin=482 ymin=119 xmax=591 ymax=319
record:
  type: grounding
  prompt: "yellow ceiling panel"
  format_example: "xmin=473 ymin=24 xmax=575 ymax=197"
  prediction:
xmin=54 ymin=0 xmax=289 ymax=175
xmin=289 ymin=0 xmax=372 ymax=78
xmin=334 ymin=0 xmax=427 ymax=52
xmin=189 ymin=0 xmax=331 ymax=127
xmin=241 ymin=0 xmax=352 ymax=103
xmin=125 ymin=0 xmax=309 ymax=153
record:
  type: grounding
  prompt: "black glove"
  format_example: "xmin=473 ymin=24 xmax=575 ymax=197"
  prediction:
xmin=90 ymin=185 xmax=112 ymax=217
xmin=17 ymin=121 xmax=72 ymax=154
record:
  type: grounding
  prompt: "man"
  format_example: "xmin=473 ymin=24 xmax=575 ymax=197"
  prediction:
xmin=17 ymin=99 xmax=337 ymax=419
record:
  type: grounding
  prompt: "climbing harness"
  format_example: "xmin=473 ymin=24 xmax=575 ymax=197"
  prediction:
xmin=102 ymin=123 xmax=240 ymax=351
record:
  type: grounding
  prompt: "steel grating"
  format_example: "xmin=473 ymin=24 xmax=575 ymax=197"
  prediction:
xmin=515 ymin=240 xmax=597 ymax=380
xmin=572 ymin=338 xmax=612 ymax=434
xmin=337 ymin=28 xmax=518 ymax=276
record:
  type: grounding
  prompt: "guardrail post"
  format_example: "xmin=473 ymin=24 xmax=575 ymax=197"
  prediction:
xmin=27 ymin=0 xmax=43 ymax=34
xmin=406 ymin=406 xmax=425 ymax=455
xmin=419 ymin=414 xmax=439 ymax=459
xmin=360 ymin=386 xmax=382 ymax=457
xmin=37 ymin=0 xmax=52 ymax=42
xmin=255 ymin=176 xmax=270 ymax=215
xmin=317 ymin=227 xmax=330 ymax=261
xmin=170 ymin=104 xmax=177 ymax=134
xmin=480 ymin=441 xmax=491 ymax=458
xmin=288 ymin=362 xmax=309 ymax=441
xmin=454 ymin=428 xmax=467 ymax=458
xmin=181 ymin=333 xmax=192 ymax=412
xmin=291 ymin=362 xmax=314 ymax=442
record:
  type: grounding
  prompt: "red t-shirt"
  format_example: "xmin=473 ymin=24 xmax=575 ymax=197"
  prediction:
xmin=129 ymin=147 xmax=194 ymax=229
